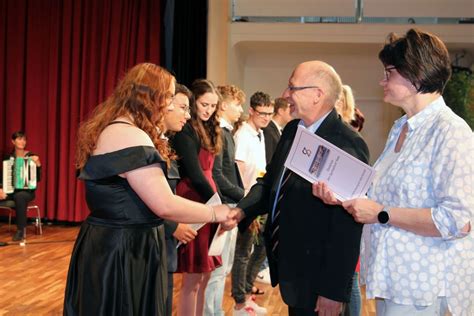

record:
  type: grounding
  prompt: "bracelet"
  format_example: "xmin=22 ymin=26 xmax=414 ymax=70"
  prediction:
xmin=208 ymin=205 xmax=217 ymax=223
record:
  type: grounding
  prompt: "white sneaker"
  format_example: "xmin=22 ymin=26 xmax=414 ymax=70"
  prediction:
xmin=246 ymin=297 xmax=267 ymax=315
xmin=255 ymin=267 xmax=271 ymax=285
xmin=233 ymin=306 xmax=256 ymax=316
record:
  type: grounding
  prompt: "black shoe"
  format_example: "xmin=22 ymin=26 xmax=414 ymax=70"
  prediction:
xmin=12 ymin=230 xmax=24 ymax=241
xmin=0 ymin=241 xmax=7 ymax=247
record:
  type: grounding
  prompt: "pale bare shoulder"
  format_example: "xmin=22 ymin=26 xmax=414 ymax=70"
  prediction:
xmin=94 ymin=122 xmax=154 ymax=155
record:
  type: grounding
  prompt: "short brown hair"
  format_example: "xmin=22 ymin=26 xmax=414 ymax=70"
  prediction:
xmin=250 ymin=91 xmax=271 ymax=109
xmin=11 ymin=131 xmax=26 ymax=140
xmin=175 ymin=83 xmax=192 ymax=99
xmin=273 ymin=97 xmax=289 ymax=113
xmin=379 ymin=28 xmax=451 ymax=94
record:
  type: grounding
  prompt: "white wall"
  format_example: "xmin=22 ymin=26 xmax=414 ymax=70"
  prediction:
xmin=207 ymin=0 xmax=474 ymax=162
xmin=234 ymin=41 xmax=401 ymax=161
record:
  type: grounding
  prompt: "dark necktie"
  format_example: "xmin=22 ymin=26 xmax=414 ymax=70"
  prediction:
xmin=257 ymin=132 xmax=262 ymax=142
xmin=270 ymin=169 xmax=292 ymax=260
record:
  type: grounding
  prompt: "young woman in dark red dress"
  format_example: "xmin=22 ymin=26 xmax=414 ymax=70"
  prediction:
xmin=171 ymin=79 xmax=222 ymax=316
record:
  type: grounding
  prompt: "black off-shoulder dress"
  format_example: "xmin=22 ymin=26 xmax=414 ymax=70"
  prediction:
xmin=64 ymin=146 xmax=168 ymax=316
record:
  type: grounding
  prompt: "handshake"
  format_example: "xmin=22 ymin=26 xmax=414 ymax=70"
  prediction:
xmin=212 ymin=204 xmax=245 ymax=231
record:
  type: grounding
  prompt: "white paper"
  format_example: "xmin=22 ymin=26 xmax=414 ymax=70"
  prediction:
xmin=208 ymin=225 xmax=228 ymax=256
xmin=284 ymin=126 xmax=376 ymax=201
xmin=176 ymin=192 xmax=222 ymax=248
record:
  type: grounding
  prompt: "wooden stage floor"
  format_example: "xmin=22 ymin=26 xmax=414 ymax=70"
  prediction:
xmin=0 ymin=224 xmax=376 ymax=315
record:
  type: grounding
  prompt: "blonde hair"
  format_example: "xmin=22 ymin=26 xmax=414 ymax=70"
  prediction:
xmin=217 ymin=84 xmax=246 ymax=104
xmin=76 ymin=63 xmax=174 ymax=169
xmin=336 ymin=85 xmax=356 ymax=124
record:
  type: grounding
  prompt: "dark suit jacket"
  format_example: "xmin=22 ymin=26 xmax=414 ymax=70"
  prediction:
xmin=237 ymin=109 xmax=369 ymax=308
xmin=212 ymin=127 xmax=244 ymax=204
xmin=263 ymin=120 xmax=281 ymax=164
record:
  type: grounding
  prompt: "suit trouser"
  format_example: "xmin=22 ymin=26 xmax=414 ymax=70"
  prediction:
xmin=231 ymin=226 xmax=266 ymax=304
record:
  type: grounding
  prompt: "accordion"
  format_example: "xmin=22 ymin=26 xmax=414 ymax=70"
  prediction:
xmin=2 ymin=157 xmax=37 ymax=194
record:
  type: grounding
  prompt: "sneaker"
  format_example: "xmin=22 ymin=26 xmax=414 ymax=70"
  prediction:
xmin=256 ymin=267 xmax=271 ymax=285
xmin=12 ymin=230 xmax=24 ymax=241
xmin=246 ymin=297 xmax=267 ymax=315
xmin=233 ymin=306 xmax=256 ymax=316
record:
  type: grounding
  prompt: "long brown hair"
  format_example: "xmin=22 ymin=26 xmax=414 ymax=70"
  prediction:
xmin=76 ymin=63 xmax=174 ymax=169
xmin=189 ymin=79 xmax=222 ymax=154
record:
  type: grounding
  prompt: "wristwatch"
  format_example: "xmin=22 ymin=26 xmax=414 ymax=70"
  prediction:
xmin=377 ymin=206 xmax=390 ymax=224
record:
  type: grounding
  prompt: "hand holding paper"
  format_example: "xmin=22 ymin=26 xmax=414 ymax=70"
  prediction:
xmin=312 ymin=181 xmax=342 ymax=205
xmin=177 ymin=192 xmax=225 ymax=248
xmin=172 ymin=223 xmax=198 ymax=244
xmin=342 ymin=198 xmax=382 ymax=224
xmin=284 ymin=126 xmax=375 ymax=201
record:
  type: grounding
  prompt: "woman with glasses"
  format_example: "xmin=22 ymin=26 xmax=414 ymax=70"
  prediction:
xmin=313 ymin=28 xmax=473 ymax=315
xmin=65 ymin=65 xmax=233 ymax=315
xmin=170 ymin=79 xmax=223 ymax=316
xmin=162 ymin=83 xmax=195 ymax=316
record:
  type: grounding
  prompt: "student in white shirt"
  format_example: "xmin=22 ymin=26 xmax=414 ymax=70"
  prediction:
xmin=232 ymin=91 xmax=273 ymax=316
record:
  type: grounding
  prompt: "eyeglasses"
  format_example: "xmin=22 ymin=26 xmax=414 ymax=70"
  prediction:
xmin=172 ymin=103 xmax=190 ymax=114
xmin=383 ymin=66 xmax=397 ymax=81
xmin=253 ymin=109 xmax=274 ymax=118
xmin=285 ymin=85 xmax=319 ymax=92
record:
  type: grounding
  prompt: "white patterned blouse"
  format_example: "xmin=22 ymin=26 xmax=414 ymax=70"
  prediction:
xmin=363 ymin=96 xmax=473 ymax=316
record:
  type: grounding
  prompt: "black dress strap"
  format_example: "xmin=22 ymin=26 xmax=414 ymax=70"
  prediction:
xmin=108 ymin=121 xmax=134 ymax=126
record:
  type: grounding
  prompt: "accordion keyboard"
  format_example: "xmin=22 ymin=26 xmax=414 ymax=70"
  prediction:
xmin=2 ymin=159 xmax=14 ymax=194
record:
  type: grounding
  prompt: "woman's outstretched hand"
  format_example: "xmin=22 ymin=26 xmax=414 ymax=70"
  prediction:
xmin=214 ymin=204 xmax=240 ymax=231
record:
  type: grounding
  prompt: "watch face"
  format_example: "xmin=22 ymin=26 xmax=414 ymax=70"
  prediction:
xmin=378 ymin=211 xmax=389 ymax=224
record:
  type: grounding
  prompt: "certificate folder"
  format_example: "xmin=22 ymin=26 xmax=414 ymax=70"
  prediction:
xmin=284 ymin=126 xmax=375 ymax=201
xmin=177 ymin=192 xmax=222 ymax=248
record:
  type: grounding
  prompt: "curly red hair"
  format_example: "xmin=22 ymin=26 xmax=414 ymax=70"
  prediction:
xmin=76 ymin=63 xmax=175 ymax=169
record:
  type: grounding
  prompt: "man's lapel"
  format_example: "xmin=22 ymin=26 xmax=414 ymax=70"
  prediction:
xmin=315 ymin=108 xmax=338 ymax=140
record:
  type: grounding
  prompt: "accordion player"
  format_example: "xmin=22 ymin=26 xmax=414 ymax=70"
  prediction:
xmin=1 ymin=131 xmax=42 ymax=242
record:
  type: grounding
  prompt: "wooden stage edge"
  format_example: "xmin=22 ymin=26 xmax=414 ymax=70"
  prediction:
xmin=0 ymin=224 xmax=376 ymax=316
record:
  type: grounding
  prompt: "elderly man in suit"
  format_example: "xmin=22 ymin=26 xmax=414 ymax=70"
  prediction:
xmin=230 ymin=61 xmax=370 ymax=316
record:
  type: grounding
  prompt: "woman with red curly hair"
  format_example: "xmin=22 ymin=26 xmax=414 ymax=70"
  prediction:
xmin=64 ymin=64 xmax=233 ymax=315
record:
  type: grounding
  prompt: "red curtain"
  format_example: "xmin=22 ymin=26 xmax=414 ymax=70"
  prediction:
xmin=0 ymin=0 xmax=162 ymax=221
